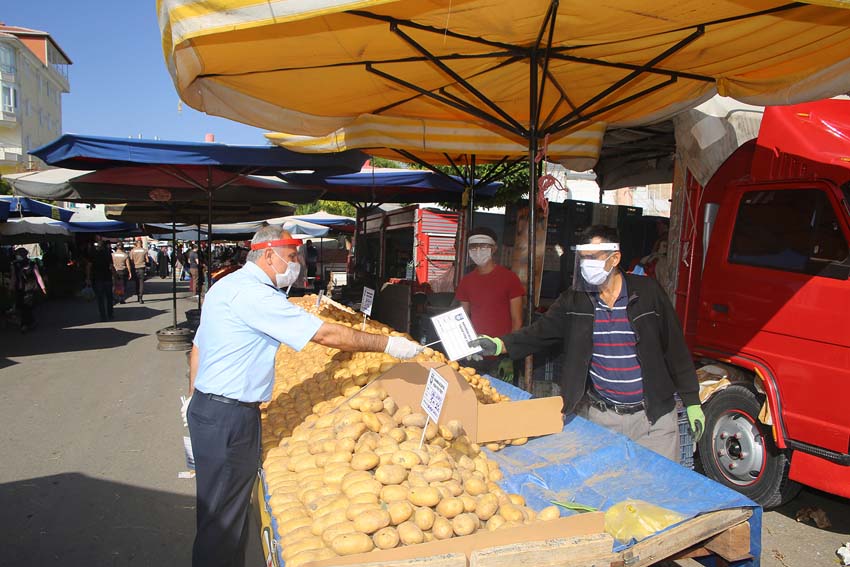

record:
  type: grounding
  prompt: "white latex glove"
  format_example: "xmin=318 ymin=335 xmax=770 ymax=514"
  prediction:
xmin=384 ymin=336 xmax=423 ymax=360
xmin=181 ymin=395 xmax=192 ymax=427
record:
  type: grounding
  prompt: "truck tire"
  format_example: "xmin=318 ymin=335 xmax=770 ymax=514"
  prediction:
xmin=697 ymin=384 xmax=800 ymax=508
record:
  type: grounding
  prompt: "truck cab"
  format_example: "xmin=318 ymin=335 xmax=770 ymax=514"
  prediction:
xmin=676 ymin=100 xmax=850 ymax=507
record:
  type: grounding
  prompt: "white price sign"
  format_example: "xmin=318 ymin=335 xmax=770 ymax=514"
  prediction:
xmin=316 ymin=290 xmax=325 ymax=307
xmin=360 ymin=287 xmax=375 ymax=317
xmin=430 ymin=307 xmax=482 ymax=361
xmin=421 ymin=368 xmax=449 ymax=423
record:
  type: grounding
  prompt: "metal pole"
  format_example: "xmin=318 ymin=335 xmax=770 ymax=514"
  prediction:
xmin=207 ymin=190 xmax=213 ymax=293
xmin=197 ymin=220 xmax=202 ymax=311
xmin=525 ymin=47 xmax=540 ymax=394
xmin=172 ymin=211 xmax=177 ymax=329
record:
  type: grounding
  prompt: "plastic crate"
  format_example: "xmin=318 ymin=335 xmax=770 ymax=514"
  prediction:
xmin=677 ymin=403 xmax=694 ymax=469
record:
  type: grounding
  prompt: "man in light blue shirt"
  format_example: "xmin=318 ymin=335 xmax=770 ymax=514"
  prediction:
xmin=184 ymin=226 xmax=421 ymax=567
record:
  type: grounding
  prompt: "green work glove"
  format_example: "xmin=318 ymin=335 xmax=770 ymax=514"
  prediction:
xmin=686 ymin=405 xmax=705 ymax=442
xmin=496 ymin=357 xmax=514 ymax=384
xmin=467 ymin=335 xmax=504 ymax=357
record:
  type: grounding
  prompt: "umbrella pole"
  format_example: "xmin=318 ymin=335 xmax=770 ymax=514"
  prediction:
xmin=207 ymin=190 xmax=213 ymax=293
xmin=524 ymin=49 xmax=540 ymax=395
xmin=197 ymin=220 xmax=202 ymax=311
xmin=172 ymin=210 xmax=178 ymax=329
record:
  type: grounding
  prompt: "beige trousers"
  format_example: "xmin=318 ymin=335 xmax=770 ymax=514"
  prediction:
xmin=577 ymin=400 xmax=679 ymax=462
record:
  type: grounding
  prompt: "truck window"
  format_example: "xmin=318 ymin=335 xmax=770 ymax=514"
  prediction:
xmin=728 ymin=188 xmax=849 ymax=275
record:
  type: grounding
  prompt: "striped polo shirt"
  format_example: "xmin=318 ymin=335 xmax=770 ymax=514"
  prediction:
xmin=589 ymin=281 xmax=644 ymax=405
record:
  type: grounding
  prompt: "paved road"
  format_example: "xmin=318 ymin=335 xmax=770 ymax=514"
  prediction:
xmin=0 ymin=279 xmax=263 ymax=567
xmin=0 ymin=279 xmax=847 ymax=566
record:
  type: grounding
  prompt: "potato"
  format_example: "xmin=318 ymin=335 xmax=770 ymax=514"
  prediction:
xmin=311 ymin=509 xmax=347 ymax=536
xmin=323 ymin=465 xmax=352 ymax=486
xmin=489 ymin=469 xmax=504 ymax=482
xmin=508 ymin=494 xmax=526 ymax=506
xmin=422 ymin=467 xmax=452 ymax=483
xmin=374 ymin=464 xmax=407 ymax=485
xmin=538 ymin=505 xmax=560 ymax=521
xmin=397 ymin=521 xmax=425 ymax=545
xmin=388 ymin=501 xmax=414 ymax=525
xmin=401 ymin=413 xmax=427 ymax=428
xmin=361 ymin=399 xmax=385 ymax=413
xmin=333 ymin=411 xmax=363 ymax=430
xmin=331 ymin=532 xmax=374 ymax=556
xmin=279 ymin=515 xmax=312 ymax=534
xmin=351 ymin=452 xmax=380 ymax=471
xmin=343 ymin=478 xmax=382 ymax=499
xmin=373 ymin=526 xmax=400 ymax=550
xmin=283 ymin=536 xmax=325 ymax=558
xmin=348 ymin=492 xmax=379 ymax=505
xmin=291 ymin=454 xmax=318 ymax=473
xmin=279 ymin=525 xmax=313 ymax=546
xmin=413 ymin=507 xmax=435 ymax=531
xmin=321 ymin=521 xmax=355 ymax=546
xmin=452 ymin=513 xmax=478 ymax=536
xmin=340 ymin=471 xmax=372 ymax=492
xmin=486 ymin=514 xmax=506 ymax=531
xmin=353 ymin=508 xmax=391 ymax=534
xmin=355 ymin=432 xmax=380 ymax=453
xmin=432 ymin=516 xmax=454 ymax=540
xmin=460 ymin=493 xmax=478 ymax=513
xmin=380 ymin=484 xmax=410 ymax=503
xmin=391 ymin=450 xmax=422 ymax=469
xmin=387 ymin=428 xmax=407 ymax=443
xmin=361 ymin=411 xmax=382 ymax=432
xmin=408 ymin=486 xmax=441 ymax=507
xmin=510 ymin=437 xmax=528 ymax=446
xmin=394 ymin=406 xmax=413 ymax=424
xmin=436 ymin=497 xmax=464 ymax=519
xmin=346 ymin=502 xmax=382 ymax=521
xmin=464 ymin=477 xmax=487 ymax=496
xmin=475 ymin=494 xmax=499 ymax=521
xmin=499 ymin=503 xmax=524 ymax=522
xmin=337 ymin=422 xmax=368 ymax=441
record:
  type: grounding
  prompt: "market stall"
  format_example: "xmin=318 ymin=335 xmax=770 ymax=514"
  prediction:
xmin=249 ymin=296 xmax=759 ymax=567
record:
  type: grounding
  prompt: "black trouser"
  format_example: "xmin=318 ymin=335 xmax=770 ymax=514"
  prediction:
xmin=15 ymin=291 xmax=34 ymax=327
xmin=133 ymin=266 xmax=145 ymax=300
xmin=92 ymin=279 xmax=114 ymax=320
xmin=187 ymin=392 xmax=260 ymax=567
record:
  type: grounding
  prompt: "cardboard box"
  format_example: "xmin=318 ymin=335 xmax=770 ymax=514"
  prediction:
xmin=308 ymin=512 xmax=607 ymax=567
xmin=375 ymin=362 xmax=564 ymax=444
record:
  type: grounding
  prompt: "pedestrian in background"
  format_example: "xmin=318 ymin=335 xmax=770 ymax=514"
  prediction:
xmin=86 ymin=242 xmax=114 ymax=321
xmin=11 ymin=247 xmax=46 ymax=333
xmin=157 ymin=246 xmax=169 ymax=278
xmin=188 ymin=243 xmax=200 ymax=297
xmin=129 ymin=240 xmax=149 ymax=304
xmin=112 ymin=245 xmax=131 ymax=304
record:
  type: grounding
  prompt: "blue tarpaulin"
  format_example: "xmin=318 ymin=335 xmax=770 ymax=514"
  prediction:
xmin=281 ymin=170 xmax=501 ymax=203
xmin=0 ymin=196 xmax=75 ymax=222
xmin=30 ymin=134 xmax=367 ymax=173
xmin=488 ymin=379 xmax=761 ymax=565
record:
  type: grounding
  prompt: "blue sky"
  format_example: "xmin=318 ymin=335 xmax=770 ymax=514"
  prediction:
xmin=4 ymin=1 xmax=267 ymax=145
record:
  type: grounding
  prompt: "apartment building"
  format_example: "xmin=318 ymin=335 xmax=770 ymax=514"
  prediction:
xmin=0 ymin=24 xmax=71 ymax=174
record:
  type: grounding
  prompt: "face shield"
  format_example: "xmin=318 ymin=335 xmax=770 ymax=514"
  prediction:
xmin=572 ymin=242 xmax=620 ymax=292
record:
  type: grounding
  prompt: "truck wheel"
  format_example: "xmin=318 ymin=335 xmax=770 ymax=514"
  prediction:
xmin=697 ymin=384 xmax=799 ymax=508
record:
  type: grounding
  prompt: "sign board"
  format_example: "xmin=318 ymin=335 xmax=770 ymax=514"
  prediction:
xmin=421 ymin=368 xmax=449 ymax=423
xmin=430 ymin=307 xmax=482 ymax=361
xmin=360 ymin=287 xmax=375 ymax=317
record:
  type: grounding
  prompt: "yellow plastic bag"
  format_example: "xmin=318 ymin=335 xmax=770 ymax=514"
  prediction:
xmin=604 ymin=500 xmax=686 ymax=542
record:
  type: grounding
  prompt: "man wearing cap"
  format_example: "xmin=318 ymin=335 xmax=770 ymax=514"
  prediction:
xmin=184 ymin=225 xmax=421 ymax=567
xmin=454 ymin=227 xmax=524 ymax=379
xmin=469 ymin=225 xmax=704 ymax=462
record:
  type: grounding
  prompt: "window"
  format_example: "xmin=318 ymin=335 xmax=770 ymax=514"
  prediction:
xmin=0 ymin=44 xmax=15 ymax=74
xmin=1 ymin=83 xmax=17 ymax=113
xmin=729 ymin=188 xmax=849 ymax=276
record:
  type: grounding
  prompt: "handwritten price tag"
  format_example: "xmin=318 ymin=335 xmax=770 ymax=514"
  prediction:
xmin=421 ymin=368 xmax=449 ymax=423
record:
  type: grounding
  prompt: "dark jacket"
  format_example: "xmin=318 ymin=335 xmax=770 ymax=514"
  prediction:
xmin=502 ymin=273 xmax=700 ymax=422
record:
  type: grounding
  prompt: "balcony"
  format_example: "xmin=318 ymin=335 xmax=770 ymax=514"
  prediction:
xmin=0 ymin=107 xmax=17 ymax=124
xmin=0 ymin=145 xmax=23 ymax=163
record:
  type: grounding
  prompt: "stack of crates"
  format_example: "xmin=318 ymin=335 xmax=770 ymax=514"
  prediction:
xmin=676 ymin=396 xmax=695 ymax=469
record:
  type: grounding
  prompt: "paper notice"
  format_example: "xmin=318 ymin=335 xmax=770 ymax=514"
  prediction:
xmin=421 ymin=368 xmax=449 ymax=423
xmin=361 ymin=287 xmax=375 ymax=317
xmin=430 ymin=307 xmax=482 ymax=361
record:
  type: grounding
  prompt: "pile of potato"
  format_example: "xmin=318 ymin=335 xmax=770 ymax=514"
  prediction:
xmin=263 ymin=385 xmax=561 ymax=566
xmin=262 ymin=295 xmax=515 ymax=457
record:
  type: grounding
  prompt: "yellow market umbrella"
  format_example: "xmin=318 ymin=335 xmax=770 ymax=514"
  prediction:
xmin=159 ymin=0 xmax=850 ymax=333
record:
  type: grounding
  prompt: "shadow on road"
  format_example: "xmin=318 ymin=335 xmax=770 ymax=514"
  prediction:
xmin=774 ymin=487 xmax=850 ymax=535
xmin=0 ymin=472 xmax=195 ymax=566
xmin=2 ymin=327 xmax=149 ymax=358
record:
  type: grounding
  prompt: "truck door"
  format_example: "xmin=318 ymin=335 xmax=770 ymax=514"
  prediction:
xmin=697 ymin=182 xmax=850 ymax=453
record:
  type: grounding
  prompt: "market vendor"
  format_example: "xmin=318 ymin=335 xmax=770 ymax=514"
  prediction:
xmin=454 ymin=226 xmax=524 ymax=380
xmin=183 ymin=225 xmax=422 ymax=567
xmin=469 ymin=225 xmax=704 ymax=462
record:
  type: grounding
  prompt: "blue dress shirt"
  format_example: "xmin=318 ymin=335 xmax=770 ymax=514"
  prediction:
xmin=192 ymin=261 xmax=323 ymax=402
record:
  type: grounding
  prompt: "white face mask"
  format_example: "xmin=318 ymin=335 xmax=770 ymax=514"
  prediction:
xmin=469 ymin=248 xmax=492 ymax=266
xmin=580 ymin=257 xmax=612 ymax=286
xmin=272 ymin=251 xmax=301 ymax=289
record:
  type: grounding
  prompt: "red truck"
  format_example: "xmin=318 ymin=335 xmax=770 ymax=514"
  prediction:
xmin=675 ymin=99 xmax=850 ymax=507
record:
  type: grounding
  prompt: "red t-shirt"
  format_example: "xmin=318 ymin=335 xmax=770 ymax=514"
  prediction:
xmin=454 ymin=265 xmax=525 ymax=337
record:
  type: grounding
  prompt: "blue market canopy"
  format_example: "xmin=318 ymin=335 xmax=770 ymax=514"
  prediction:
xmin=290 ymin=211 xmax=355 ymax=229
xmin=280 ymin=170 xmax=501 ymax=204
xmin=30 ymin=134 xmax=367 ymax=173
xmin=0 ymin=196 xmax=75 ymax=222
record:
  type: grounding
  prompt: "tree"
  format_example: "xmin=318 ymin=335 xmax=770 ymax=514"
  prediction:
xmin=0 ymin=178 xmax=11 ymax=195
xmin=294 ymin=200 xmax=357 ymax=217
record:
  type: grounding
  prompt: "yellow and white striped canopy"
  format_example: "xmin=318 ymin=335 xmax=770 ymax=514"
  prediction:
xmin=160 ymin=0 xmax=850 ymax=167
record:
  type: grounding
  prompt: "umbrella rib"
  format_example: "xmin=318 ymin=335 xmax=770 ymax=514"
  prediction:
xmin=545 ymin=26 xmax=702 ymax=134
xmin=548 ymin=76 xmax=678 ymax=136
xmin=390 ymin=25 xmax=527 ymax=134
xmin=365 ymin=64 xmax=525 ymax=138
xmin=534 ymin=0 xmax=560 ymax=129
xmin=548 ymin=53 xmax=713 ymax=83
